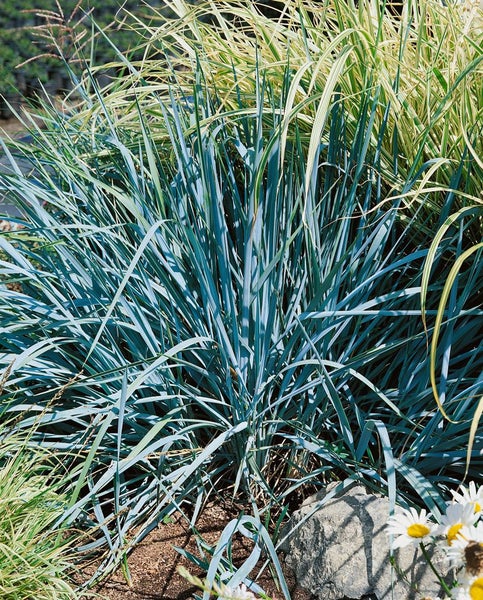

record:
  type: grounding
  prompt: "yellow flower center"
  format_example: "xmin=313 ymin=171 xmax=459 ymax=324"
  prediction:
xmin=447 ymin=523 xmax=463 ymax=545
xmin=474 ymin=501 xmax=481 ymax=513
xmin=469 ymin=577 xmax=483 ymax=600
xmin=407 ymin=523 xmax=430 ymax=538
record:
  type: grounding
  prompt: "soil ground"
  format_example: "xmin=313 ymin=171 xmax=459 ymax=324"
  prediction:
xmin=0 ymin=116 xmax=30 ymax=137
xmin=78 ymin=504 xmax=313 ymax=600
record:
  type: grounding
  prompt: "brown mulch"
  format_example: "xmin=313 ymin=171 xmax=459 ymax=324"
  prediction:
xmin=0 ymin=116 xmax=28 ymax=137
xmin=78 ymin=504 xmax=313 ymax=600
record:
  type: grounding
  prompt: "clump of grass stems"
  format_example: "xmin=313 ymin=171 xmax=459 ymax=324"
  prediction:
xmin=0 ymin=0 xmax=481 ymax=593
xmin=77 ymin=0 xmax=483 ymax=239
xmin=0 ymin=384 xmax=79 ymax=598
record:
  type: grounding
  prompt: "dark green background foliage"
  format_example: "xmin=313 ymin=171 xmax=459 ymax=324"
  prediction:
xmin=0 ymin=0 xmax=165 ymax=114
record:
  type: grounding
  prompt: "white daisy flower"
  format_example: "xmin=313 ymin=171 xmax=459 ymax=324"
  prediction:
xmin=452 ymin=482 xmax=483 ymax=516
xmin=448 ymin=522 xmax=483 ymax=575
xmin=453 ymin=574 xmax=483 ymax=600
xmin=437 ymin=502 xmax=479 ymax=547
xmin=446 ymin=525 xmax=475 ymax=569
xmin=386 ymin=506 xmax=434 ymax=549
xmin=218 ymin=583 xmax=257 ymax=600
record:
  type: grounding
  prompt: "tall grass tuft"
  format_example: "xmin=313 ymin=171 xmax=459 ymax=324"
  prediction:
xmin=79 ymin=0 xmax=483 ymax=236
xmin=0 ymin=0 xmax=481 ymax=591
xmin=0 ymin=394 xmax=78 ymax=599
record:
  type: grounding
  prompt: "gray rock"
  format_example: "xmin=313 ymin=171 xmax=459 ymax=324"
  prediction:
xmin=281 ymin=485 xmax=450 ymax=600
